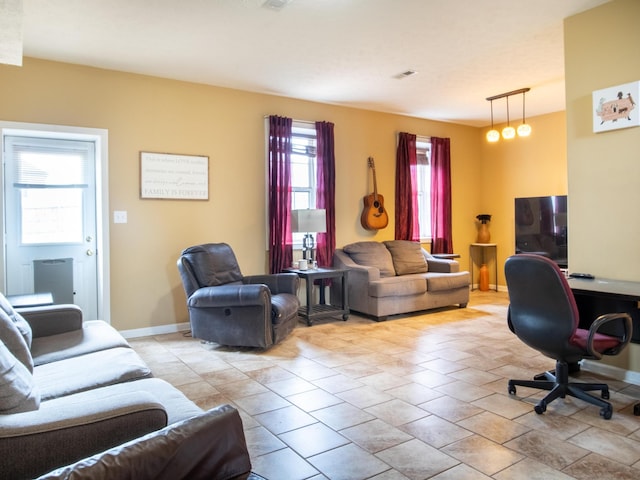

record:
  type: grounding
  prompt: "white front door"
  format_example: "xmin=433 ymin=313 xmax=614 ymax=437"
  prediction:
xmin=3 ymin=135 xmax=99 ymax=319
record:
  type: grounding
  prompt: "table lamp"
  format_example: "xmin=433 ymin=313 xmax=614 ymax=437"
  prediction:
xmin=291 ymin=209 xmax=326 ymax=263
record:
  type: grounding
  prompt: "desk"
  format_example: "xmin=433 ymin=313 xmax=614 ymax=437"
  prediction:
xmin=568 ymin=277 xmax=640 ymax=344
xmin=284 ymin=267 xmax=349 ymax=326
xmin=469 ymin=243 xmax=498 ymax=292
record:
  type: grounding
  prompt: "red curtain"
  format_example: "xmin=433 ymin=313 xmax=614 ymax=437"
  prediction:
xmin=268 ymin=115 xmax=293 ymax=273
xmin=395 ymin=132 xmax=419 ymax=241
xmin=315 ymin=121 xmax=336 ymax=267
xmin=431 ymin=136 xmax=453 ymax=254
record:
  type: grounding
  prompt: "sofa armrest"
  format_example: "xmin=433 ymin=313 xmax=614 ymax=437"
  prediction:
xmin=425 ymin=257 xmax=460 ymax=273
xmin=1 ymin=391 xmax=168 ymax=479
xmin=18 ymin=304 xmax=84 ymax=338
xmin=188 ymin=284 xmax=270 ymax=308
xmin=333 ymin=249 xmax=381 ymax=282
xmin=37 ymin=405 xmax=252 ymax=480
xmin=244 ymin=273 xmax=299 ymax=295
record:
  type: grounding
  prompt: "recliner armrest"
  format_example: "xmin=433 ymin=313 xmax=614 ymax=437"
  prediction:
xmin=244 ymin=273 xmax=299 ymax=295
xmin=18 ymin=304 xmax=84 ymax=338
xmin=189 ymin=284 xmax=270 ymax=308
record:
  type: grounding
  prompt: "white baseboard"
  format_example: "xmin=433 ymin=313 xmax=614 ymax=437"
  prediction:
xmin=119 ymin=322 xmax=190 ymax=339
xmin=581 ymin=359 xmax=640 ymax=386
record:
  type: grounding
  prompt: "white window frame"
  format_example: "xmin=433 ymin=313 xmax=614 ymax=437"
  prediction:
xmin=416 ymin=136 xmax=432 ymax=242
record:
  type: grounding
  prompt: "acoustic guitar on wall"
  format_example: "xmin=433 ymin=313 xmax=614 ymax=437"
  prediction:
xmin=360 ymin=157 xmax=389 ymax=230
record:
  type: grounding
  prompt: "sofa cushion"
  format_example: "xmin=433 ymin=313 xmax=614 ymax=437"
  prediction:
xmin=31 ymin=320 xmax=131 ymax=366
xmin=369 ymin=275 xmax=428 ymax=298
xmin=343 ymin=242 xmax=396 ymax=277
xmin=0 ymin=307 xmax=34 ymax=373
xmin=35 ymin=347 xmax=152 ymax=401
xmin=384 ymin=240 xmax=428 ymax=275
xmin=0 ymin=342 xmax=40 ymax=414
xmin=426 ymin=272 xmax=470 ymax=292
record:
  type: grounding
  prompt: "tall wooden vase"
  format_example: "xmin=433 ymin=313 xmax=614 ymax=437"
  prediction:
xmin=479 ymin=264 xmax=490 ymax=291
xmin=477 ymin=223 xmax=490 ymax=243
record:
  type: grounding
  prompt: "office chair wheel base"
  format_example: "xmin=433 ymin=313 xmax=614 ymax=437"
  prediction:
xmin=508 ymin=385 xmax=516 ymax=395
xmin=534 ymin=402 xmax=547 ymax=415
xmin=601 ymin=389 xmax=610 ymax=400
xmin=600 ymin=406 xmax=612 ymax=420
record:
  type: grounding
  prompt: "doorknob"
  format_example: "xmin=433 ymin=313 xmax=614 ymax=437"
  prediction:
xmin=86 ymin=249 xmax=94 ymax=256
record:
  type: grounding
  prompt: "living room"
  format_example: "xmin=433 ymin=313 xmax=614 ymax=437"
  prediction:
xmin=1 ymin=0 xmax=640 ymax=477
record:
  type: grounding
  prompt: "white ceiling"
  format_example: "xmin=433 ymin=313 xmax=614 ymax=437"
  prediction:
xmin=19 ymin=0 xmax=609 ymax=127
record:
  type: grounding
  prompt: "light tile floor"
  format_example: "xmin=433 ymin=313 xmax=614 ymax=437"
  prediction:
xmin=129 ymin=291 xmax=640 ymax=479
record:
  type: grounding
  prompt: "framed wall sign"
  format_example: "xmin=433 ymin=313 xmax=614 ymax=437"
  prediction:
xmin=592 ymin=81 xmax=639 ymax=133
xmin=140 ymin=152 xmax=209 ymax=200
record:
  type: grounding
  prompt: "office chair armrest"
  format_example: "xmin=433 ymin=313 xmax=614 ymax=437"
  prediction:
xmin=188 ymin=284 xmax=270 ymax=308
xmin=586 ymin=312 xmax=633 ymax=359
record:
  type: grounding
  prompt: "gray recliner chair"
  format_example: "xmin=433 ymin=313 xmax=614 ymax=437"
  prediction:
xmin=177 ymin=243 xmax=300 ymax=349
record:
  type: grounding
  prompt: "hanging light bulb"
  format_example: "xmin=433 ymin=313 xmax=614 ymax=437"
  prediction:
xmin=517 ymin=90 xmax=532 ymax=137
xmin=486 ymin=99 xmax=500 ymax=142
xmin=502 ymin=96 xmax=516 ymax=139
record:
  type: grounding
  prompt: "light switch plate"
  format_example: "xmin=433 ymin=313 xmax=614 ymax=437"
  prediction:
xmin=113 ymin=211 xmax=127 ymax=224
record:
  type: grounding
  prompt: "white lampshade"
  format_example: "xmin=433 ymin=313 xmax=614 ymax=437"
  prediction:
xmin=502 ymin=126 xmax=516 ymax=139
xmin=486 ymin=129 xmax=500 ymax=142
xmin=291 ymin=209 xmax=326 ymax=233
xmin=517 ymin=123 xmax=532 ymax=137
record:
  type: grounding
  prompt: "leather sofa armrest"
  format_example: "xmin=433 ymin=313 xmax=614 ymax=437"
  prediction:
xmin=1 ymin=391 xmax=168 ymax=479
xmin=188 ymin=284 xmax=270 ymax=308
xmin=18 ymin=304 xmax=84 ymax=338
xmin=36 ymin=405 xmax=252 ymax=480
xmin=244 ymin=273 xmax=299 ymax=295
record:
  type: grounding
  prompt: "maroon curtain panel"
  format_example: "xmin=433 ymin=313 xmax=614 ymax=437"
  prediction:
xmin=395 ymin=132 xmax=419 ymax=241
xmin=268 ymin=115 xmax=293 ymax=273
xmin=430 ymin=136 xmax=453 ymax=254
xmin=315 ymin=121 xmax=336 ymax=267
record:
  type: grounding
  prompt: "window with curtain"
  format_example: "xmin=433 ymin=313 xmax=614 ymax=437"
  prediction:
xmin=290 ymin=122 xmax=318 ymax=248
xmin=267 ymin=116 xmax=335 ymax=273
xmin=416 ymin=137 xmax=432 ymax=241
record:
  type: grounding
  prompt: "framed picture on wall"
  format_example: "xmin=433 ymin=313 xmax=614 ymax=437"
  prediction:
xmin=140 ymin=152 xmax=209 ymax=200
xmin=592 ymin=81 xmax=639 ymax=133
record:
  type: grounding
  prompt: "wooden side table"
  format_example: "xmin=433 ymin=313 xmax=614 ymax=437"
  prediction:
xmin=469 ymin=243 xmax=498 ymax=291
xmin=284 ymin=267 xmax=349 ymax=326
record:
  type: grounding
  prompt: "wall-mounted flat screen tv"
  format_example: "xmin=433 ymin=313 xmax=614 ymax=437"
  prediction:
xmin=515 ymin=195 xmax=568 ymax=268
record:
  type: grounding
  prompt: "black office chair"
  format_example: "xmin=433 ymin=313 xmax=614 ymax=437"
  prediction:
xmin=505 ymin=254 xmax=632 ymax=419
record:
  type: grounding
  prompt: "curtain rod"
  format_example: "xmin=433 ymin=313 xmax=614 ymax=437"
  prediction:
xmin=263 ymin=115 xmax=315 ymax=126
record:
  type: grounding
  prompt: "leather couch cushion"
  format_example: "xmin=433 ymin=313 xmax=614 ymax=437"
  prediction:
xmin=343 ymin=241 xmax=396 ymax=277
xmin=369 ymin=275 xmax=428 ymax=298
xmin=0 ymin=342 xmax=40 ymax=414
xmin=384 ymin=240 xmax=428 ymax=275
xmin=426 ymin=272 xmax=471 ymax=292
xmin=182 ymin=243 xmax=244 ymax=287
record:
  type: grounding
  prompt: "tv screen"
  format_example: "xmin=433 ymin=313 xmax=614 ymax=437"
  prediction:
xmin=515 ymin=195 xmax=568 ymax=268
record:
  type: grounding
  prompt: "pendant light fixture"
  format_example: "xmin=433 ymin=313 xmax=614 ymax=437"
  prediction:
xmin=486 ymin=99 xmax=500 ymax=142
xmin=485 ymin=88 xmax=531 ymax=142
xmin=502 ymin=96 xmax=516 ymax=139
xmin=517 ymin=89 xmax=532 ymax=137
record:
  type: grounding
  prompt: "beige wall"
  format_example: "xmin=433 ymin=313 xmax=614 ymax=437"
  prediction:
xmin=480 ymin=111 xmax=568 ymax=287
xmin=0 ymin=53 xmax=571 ymax=333
xmin=565 ymin=0 xmax=640 ymax=371
xmin=1 ymin=58 xmax=485 ymax=331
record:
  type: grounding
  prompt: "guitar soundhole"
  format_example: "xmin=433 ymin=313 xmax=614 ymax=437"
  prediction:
xmin=373 ymin=201 xmax=380 ymax=208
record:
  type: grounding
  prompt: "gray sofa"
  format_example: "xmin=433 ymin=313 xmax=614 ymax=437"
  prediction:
xmin=332 ymin=241 xmax=470 ymax=321
xmin=0 ymin=293 xmax=252 ymax=480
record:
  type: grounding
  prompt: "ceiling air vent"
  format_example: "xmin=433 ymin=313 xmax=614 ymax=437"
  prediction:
xmin=263 ymin=0 xmax=292 ymax=11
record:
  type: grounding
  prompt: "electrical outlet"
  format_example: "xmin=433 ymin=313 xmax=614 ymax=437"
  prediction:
xmin=113 ymin=211 xmax=127 ymax=224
